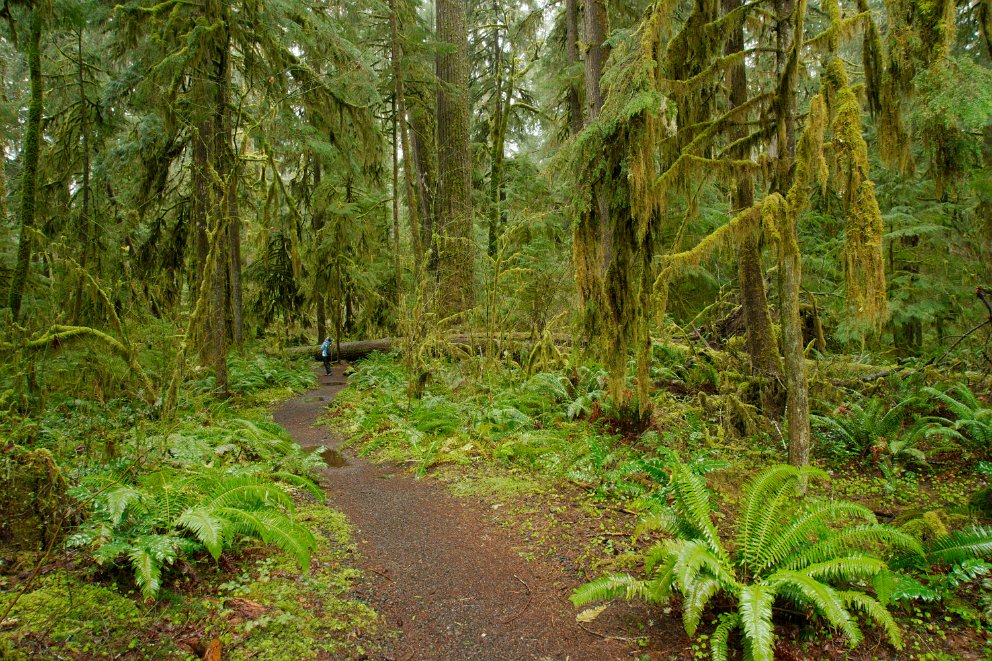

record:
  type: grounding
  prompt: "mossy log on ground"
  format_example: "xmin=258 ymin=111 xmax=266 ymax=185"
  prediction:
xmin=0 ymin=446 xmax=73 ymax=564
xmin=284 ymin=333 xmax=572 ymax=362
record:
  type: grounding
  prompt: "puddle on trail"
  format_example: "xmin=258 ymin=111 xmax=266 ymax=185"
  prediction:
xmin=307 ymin=445 xmax=348 ymax=467
xmin=303 ymin=395 xmax=328 ymax=403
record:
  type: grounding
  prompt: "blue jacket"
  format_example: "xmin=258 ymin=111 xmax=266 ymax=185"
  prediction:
xmin=321 ymin=338 xmax=331 ymax=357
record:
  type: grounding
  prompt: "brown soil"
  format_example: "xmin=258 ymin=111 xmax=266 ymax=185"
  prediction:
xmin=273 ymin=364 xmax=642 ymax=660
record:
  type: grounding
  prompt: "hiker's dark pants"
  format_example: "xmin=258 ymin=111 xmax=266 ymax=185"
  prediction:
xmin=322 ymin=354 xmax=332 ymax=375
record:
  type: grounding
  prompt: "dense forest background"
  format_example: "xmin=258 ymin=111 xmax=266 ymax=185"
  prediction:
xmin=2 ymin=0 xmax=992 ymax=655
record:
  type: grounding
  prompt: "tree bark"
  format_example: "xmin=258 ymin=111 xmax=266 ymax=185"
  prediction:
xmin=564 ymin=0 xmax=583 ymax=136
xmin=487 ymin=5 xmax=511 ymax=257
xmin=411 ymin=105 xmax=438 ymax=270
xmin=724 ymin=0 xmax=781 ymax=377
xmin=390 ymin=0 xmax=423 ymax=273
xmin=774 ymin=0 xmax=811 ymax=468
xmin=436 ymin=0 xmax=474 ymax=314
xmin=8 ymin=5 xmax=44 ymax=321
xmin=71 ymin=28 xmax=91 ymax=324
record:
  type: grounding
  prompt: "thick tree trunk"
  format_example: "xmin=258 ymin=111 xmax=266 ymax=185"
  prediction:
xmin=724 ymin=0 xmax=780 ymax=377
xmin=203 ymin=0 xmax=231 ymax=396
xmin=390 ymin=0 xmax=423 ymax=273
xmin=774 ymin=0 xmax=811 ymax=468
xmin=436 ymin=0 xmax=474 ymax=314
xmin=8 ymin=6 xmax=43 ymax=321
xmin=411 ymin=105 xmax=439 ymax=271
xmin=582 ymin=0 xmax=609 ymax=120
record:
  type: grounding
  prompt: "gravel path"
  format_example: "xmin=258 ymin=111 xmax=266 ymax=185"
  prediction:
xmin=273 ymin=364 xmax=634 ymax=660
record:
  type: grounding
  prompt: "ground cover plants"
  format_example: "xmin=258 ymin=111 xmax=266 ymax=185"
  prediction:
xmin=332 ymin=348 xmax=992 ymax=658
xmin=0 ymin=344 xmax=378 ymax=658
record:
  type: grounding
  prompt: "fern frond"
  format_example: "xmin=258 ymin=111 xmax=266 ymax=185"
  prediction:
xmin=570 ymin=573 xmax=667 ymax=606
xmin=129 ymin=546 xmax=161 ymax=600
xmin=839 ymin=590 xmax=903 ymax=650
xmin=669 ymin=461 xmax=728 ymax=562
xmin=710 ymin=612 xmax=740 ymax=661
xmin=755 ymin=501 xmax=875 ymax=574
xmin=767 ymin=571 xmax=861 ymax=646
xmin=270 ymin=471 xmax=323 ymax=499
xmin=918 ymin=526 xmax=992 ymax=567
xmin=177 ymin=506 xmax=228 ymax=559
xmin=683 ymin=575 xmax=722 ymax=636
xmin=105 ymin=485 xmax=146 ymax=525
xmin=799 ymin=555 xmax=888 ymax=583
xmin=672 ymin=540 xmax=738 ymax=596
xmin=220 ymin=508 xmax=316 ymax=571
xmin=783 ymin=524 xmax=921 ymax=569
xmin=739 ymin=584 xmax=776 ymax=661
xmin=204 ymin=476 xmax=294 ymax=511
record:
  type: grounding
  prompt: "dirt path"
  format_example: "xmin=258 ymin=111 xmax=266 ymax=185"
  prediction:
xmin=273 ymin=364 xmax=636 ymax=660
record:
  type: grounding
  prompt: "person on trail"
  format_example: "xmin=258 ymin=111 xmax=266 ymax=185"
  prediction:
xmin=320 ymin=336 xmax=333 ymax=376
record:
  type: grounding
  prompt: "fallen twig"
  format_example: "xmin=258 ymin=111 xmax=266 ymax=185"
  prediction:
xmin=501 ymin=575 xmax=533 ymax=624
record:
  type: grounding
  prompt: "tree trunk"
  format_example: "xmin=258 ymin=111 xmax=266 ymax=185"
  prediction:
xmin=391 ymin=89 xmax=402 ymax=300
xmin=8 ymin=6 xmax=43 ymax=321
xmin=411 ymin=104 xmax=438 ymax=271
xmin=71 ymin=28 xmax=91 ymax=324
xmin=390 ymin=0 xmax=423 ymax=273
xmin=487 ymin=7 xmax=511 ymax=257
xmin=436 ymin=0 xmax=474 ymax=314
xmin=205 ymin=0 xmax=231 ymax=397
xmin=774 ymin=0 xmax=811 ymax=468
xmin=226 ymin=76 xmax=243 ymax=349
xmin=564 ymin=0 xmax=583 ymax=136
xmin=724 ymin=0 xmax=780 ymax=377
xmin=312 ymin=160 xmax=327 ymax=343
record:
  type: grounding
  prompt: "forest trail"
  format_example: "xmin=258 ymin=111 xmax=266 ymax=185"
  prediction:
xmin=273 ymin=364 xmax=635 ymax=660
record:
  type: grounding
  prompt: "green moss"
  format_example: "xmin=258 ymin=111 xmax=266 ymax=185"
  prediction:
xmin=0 ymin=574 xmax=170 ymax=656
xmin=218 ymin=500 xmax=378 ymax=660
xmin=0 ymin=446 xmax=72 ymax=562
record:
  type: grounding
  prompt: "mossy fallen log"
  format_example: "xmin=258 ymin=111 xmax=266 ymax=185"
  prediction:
xmin=284 ymin=333 xmax=571 ymax=362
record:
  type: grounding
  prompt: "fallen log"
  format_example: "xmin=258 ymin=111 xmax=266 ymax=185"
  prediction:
xmin=284 ymin=333 xmax=572 ymax=362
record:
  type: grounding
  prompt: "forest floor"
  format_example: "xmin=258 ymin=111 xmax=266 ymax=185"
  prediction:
xmin=273 ymin=363 xmax=674 ymax=660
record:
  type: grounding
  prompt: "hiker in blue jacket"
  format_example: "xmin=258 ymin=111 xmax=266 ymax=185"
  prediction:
xmin=320 ymin=336 xmax=333 ymax=375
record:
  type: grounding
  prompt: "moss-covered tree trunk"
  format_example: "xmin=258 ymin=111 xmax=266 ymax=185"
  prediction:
xmin=775 ymin=0 xmax=812 ymax=467
xmin=71 ymin=28 xmax=92 ymax=325
xmin=7 ymin=5 xmax=44 ymax=321
xmin=207 ymin=2 xmax=231 ymax=396
xmin=724 ymin=0 xmax=781 ymax=378
xmin=486 ymin=4 xmax=511 ymax=258
xmin=436 ymin=0 xmax=474 ymax=314
xmin=411 ymin=105 xmax=438 ymax=272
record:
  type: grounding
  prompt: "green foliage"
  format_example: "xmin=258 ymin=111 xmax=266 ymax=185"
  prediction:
xmin=811 ymin=395 xmax=918 ymax=461
xmin=921 ymin=384 xmax=992 ymax=451
xmin=68 ymin=468 xmax=316 ymax=599
xmin=572 ymin=460 xmax=921 ymax=659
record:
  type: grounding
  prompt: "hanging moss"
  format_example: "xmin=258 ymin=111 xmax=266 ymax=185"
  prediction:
xmin=824 ymin=58 xmax=889 ymax=330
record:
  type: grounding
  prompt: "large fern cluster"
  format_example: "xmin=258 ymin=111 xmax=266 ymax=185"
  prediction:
xmin=572 ymin=460 xmax=921 ymax=660
xmin=921 ymin=384 xmax=992 ymax=451
xmin=68 ymin=468 xmax=316 ymax=599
